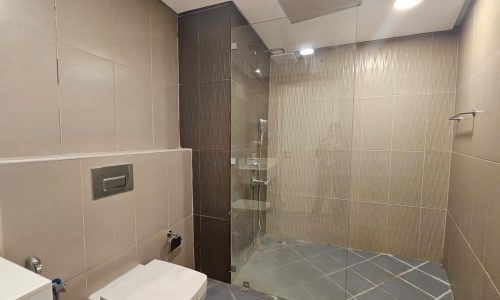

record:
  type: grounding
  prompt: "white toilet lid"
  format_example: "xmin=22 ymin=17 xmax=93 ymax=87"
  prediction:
xmin=89 ymin=260 xmax=207 ymax=300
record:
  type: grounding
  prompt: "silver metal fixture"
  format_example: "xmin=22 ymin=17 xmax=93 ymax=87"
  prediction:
xmin=167 ymin=231 xmax=182 ymax=252
xmin=251 ymin=177 xmax=269 ymax=186
xmin=91 ymin=164 xmax=134 ymax=200
xmin=257 ymin=119 xmax=268 ymax=146
xmin=449 ymin=109 xmax=483 ymax=121
xmin=52 ymin=278 xmax=66 ymax=300
xmin=25 ymin=256 xmax=42 ymax=274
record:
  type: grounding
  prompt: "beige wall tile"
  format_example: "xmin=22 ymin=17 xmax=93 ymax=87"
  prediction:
xmin=360 ymin=97 xmax=393 ymax=150
xmin=348 ymin=200 xmax=359 ymax=249
xmin=332 ymin=150 xmax=352 ymax=200
xmin=448 ymin=153 xmax=475 ymax=238
xmin=0 ymin=0 xmax=55 ymax=38
xmin=86 ymin=246 xmax=138 ymax=295
xmin=81 ymin=155 xmax=136 ymax=268
xmin=389 ymin=151 xmax=424 ymax=206
xmin=134 ymin=153 xmax=169 ymax=241
xmin=0 ymin=160 xmax=85 ymax=281
xmin=60 ymin=273 xmax=87 ymax=300
xmin=137 ymin=228 xmax=169 ymax=265
xmin=430 ymin=31 xmax=458 ymax=93
xmin=456 ymin=2 xmax=476 ymax=86
xmin=425 ymin=93 xmax=455 ymax=152
xmin=472 ymin=0 xmax=500 ymax=71
xmin=152 ymin=77 xmax=180 ymax=149
xmin=392 ymin=94 xmax=428 ymax=151
xmin=354 ymin=40 xmax=396 ymax=98
xmin=481 ymin=273 xmax=500 ymax=300
xmin=0 ymin=205 xmax=3 ymax=257
xmin=357 ymin=202 xmax=387 ymax=253
xmin=167 ymin=150 xmax=193 ymax=225
xmin=151 ymin=0 xmax=178 ymax=85
xmin=56 ymin=0 xmax=113 ymax=59
xmin=115 ymin=64 xmax=153 ymax=150
xmin=395 ymin=33 xmax=432 ymax=95
xmin=112 ymin=0 xmax=151 ymax=72
xmin=452 ymin=77 xmax=478 ymax=156
xmin=0 ymin=24 xmax=60 ymax=158
xmin=419 ymin=209 xmax=446 ymax=262
xmin=58 ymin=44 xmax=115 ymax=154
xmin=359 ymin=151 xmax=390 ymax=203
xmin=387 ymin=205 xmax=420 ymax=259
xmin=169 ymin=216 xmax=195 ymax=269
xmin=422 ymin=151 xmax=450 ymax=209
xmin=333 ymin=99 xmax=354 ymax=150
xmin=474 ymin=52 xmax=500 ymax=163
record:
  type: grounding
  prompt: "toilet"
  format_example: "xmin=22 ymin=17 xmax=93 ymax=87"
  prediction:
xmin=89 ymin=260 xmax=207 ymax=300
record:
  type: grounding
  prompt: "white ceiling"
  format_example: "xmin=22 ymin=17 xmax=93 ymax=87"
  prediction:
xmin=163 ymin=0 xmax=466 ymax=51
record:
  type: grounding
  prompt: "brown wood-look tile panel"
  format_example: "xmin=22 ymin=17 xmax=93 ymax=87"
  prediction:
xmin=201 ymin=80 xmax=231 ymax=151
xmin=199 ymin=216 xmax=231 ymax=283
xmin=198 ymin=4 xmax=231 ymax=83
xmin=199 ymin=151 xmax=231 ymax=219
xmin=179 ymin=83 xmax=202 ymax=150
xmin=193 ymin=214 xmax=201 ymax=271
xmin=178 ymin=11 xmax=199 ymax=85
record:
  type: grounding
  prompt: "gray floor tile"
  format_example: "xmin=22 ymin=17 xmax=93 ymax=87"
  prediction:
xmin=394 ymin=256 xmax=425 ymax=267
xmin=371 ymin=255 xmax=413 ymax=275
xmin=329 ymin=269 xmax=375 ymax=296
xmin=246 ymin=250 xmax=282 ymax=271
xmin=281 ymin=259 xmax=324 ymax=284
xmin=259 ymin=236 xmax=287 ymax=252
xmin=260 ymin=267 xmax=299 ymax=292
xmin=380 ymin=278 xmax=433 ymax=300
xmin=330 ymin=248 xmax=366 ymax=266
xmin=303 ymin=276 xmax=349 ymax=300
xmin=350 ymin=261 xmax=395 ymax=285
xmin=438 ymin=291 xmax=454 ymax=300
xmin=356 ymin=288 xmax=396 ymax=300
xmin=350 ymin=249 xmax=380 ymax=259
xmin=400 ymin=270 xmax=450 ymax=297
xmin=229 ymin=284 xmax=271 ymax=300
xmin=269 ymin=247 xmax=302 ymax=265
xmin=206 ymin=281 xmax=234 ymax=300
xmin=418 ymin=262 xmax=448 ymax=281
xmin=309 ymin=253 xmax=346 ymax=274
xmin=274 ymin=286 xmax=316 ymax=300
xmin=293 ymin=243 xmax=323 ymax=258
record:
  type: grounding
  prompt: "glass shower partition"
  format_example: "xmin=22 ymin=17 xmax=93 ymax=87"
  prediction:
xmin=230 ymin=8 xmax=358 ymax=300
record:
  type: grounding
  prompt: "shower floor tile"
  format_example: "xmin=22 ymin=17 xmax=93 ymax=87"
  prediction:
xmin=229 ymin=235 xmax=454 ymax=300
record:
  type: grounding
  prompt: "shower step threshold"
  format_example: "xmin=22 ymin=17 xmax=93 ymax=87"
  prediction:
xmin=232 ymin=199 xmax=270 ymax=212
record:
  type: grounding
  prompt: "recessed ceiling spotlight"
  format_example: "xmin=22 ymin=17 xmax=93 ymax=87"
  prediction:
xmin=300 ymin=48 xmax=315 ymax=56
xmin=394 ymin=0 xmax=422 ymax=10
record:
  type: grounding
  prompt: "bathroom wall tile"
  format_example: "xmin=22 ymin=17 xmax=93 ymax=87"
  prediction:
xmin=333 ymin=99 xmax=354 ymax=150
xmin=419 ymin=209 xmax=446 ymax=262
xmin=0 ymin=0 xmax=55 ymax=38
xmin=201 ymin=81 xmax=231 ymax=151
xmin=389 ymin=151 xmax=424 ymax=206
xmin=395 ymin=33 xmax=432 ymax=95
xmin=474 ymin=52 xmax=500 ymax=163
xmin=86 ymin=246 xmax=138 ymax=295
xmin=392 ymin=94 xmax=428 ymax=151
xmin=137 ymin=228 xmax=169 ymax=264
xmin=167 ymin=150 xmax=193 ymax=225
xmin=357 ymin=202 xmax=387 ymax=253
xmin=359 ymin=151 xmax=390 ymax=203
xmin=152 ymin=77 xmax=180 ymax=149
xmin=134 ymin=153 xmax=169 ymax=241
xmin=112 ymin=0 xmax=151 ymax=72
xmin=199 ymin=216 xmax=230 ymax=283
xmin=0 ymin=160 xmax=85 ymax=281
xmin=332 ymin=150 xmax=352 ymax=200
xmin=472 ymin=0 xmax=500 ymax=71
xmin=198 ymin=4 xmax=230 ymax=82
xmin=422 ymin=151 xmax=451 ymax=209
xmin=481 ymin=273 xmax=500 ymax=300
xmin=349 ymin=150 xmax=360 ymax=201
xmin=481 ymin=162 xmax=500 ymax=289
xmin=360 ymin=97 xmax=393 ymax=150
xmin=178 ymin=12 xmax=199 ymax=85
xmin=115 ymin=64 xmax=153 ymax=150
xmin=199 ymin=151 xmax=230 ymax=219
xmin=56 ymin=0 xmax=113 ymax=59
xmin=151 ymin=0 xmax=178 ymax=85
xmin=0 ymin=24 xmax=60 ymax=158
xmin=0 ymin=206 xmax=3 ymax=257
xmin=81 ymin=155 xmax=136 ymax=268
xmin=169 ymin=216 xmax=195 ymax=269
xmin=430 ymin=31 xmax=458 ymax=93
xmin=58 ymin=44 xmax=115 ymax=154
xmin=348 ymin=201 xmax=359 ymax=248
xmin=60 ymin=273 xmax=87 ymax=300
xmin=452 ymin=78 xmax=478 ymax=157
xmin=448 ymin=153 xmax=475 ymax=238
xmin=354 ymin=39 xmax=397 ymax=98
xmin=425 ymin=93 xmax=455 ymax=152
xmin=179 ymin=83 xmax=202 ymax=149
xmin=387 ymin=205 xmax=420 ymax=259
xmin=192 ymin=151 xmax=201 ymax=215
xmin=457 ymin=2 xmax=476 ymax=86
xmin=193 ymin=215 xmax=201 ymax=271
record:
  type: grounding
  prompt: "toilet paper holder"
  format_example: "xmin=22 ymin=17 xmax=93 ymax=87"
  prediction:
xmin=167 ymin=231 xmax=182 ymax=252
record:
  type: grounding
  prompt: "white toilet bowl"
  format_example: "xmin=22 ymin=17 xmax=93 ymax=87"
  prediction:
xmin=89 ymin=260 xmax=207 ymax=300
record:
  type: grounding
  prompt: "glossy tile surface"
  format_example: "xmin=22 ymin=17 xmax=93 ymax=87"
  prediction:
xmin=232 ymin=235 xmax=453 ymax=300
